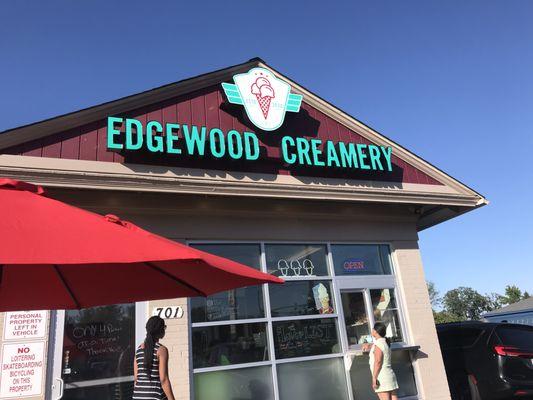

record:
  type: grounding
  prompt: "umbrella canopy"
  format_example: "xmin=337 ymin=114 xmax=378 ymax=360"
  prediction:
xmin=0 ymin=178 xmax=283 ymax=311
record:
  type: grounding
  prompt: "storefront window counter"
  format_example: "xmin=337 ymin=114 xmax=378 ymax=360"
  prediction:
xmin=189 ymin=242 xmax=418 ymax=400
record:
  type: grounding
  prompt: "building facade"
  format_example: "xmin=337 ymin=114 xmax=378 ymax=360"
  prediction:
xmin=0 ymin=58 xmax=486 ymax=400
xmin=484 ymin=298 xmax=533 ymax=326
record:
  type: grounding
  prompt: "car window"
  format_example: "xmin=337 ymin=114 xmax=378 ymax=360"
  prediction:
xmin=439 ymin=328 xmax=484 ymax=349
xmin=494 ymin=326 xmax=533 ymax=349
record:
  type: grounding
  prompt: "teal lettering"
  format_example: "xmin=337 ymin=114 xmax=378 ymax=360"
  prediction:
xmin=368 ymin=145 xmax=383 ymax=170
xmin=356 ymin=144 xmax=370 ymax=170
xmin=281 ymin=136 xmax=296 ymax=164
xmin=296 ymin=138 xmax=312 ymax=165
xmin=381 ymin=146 xmax=393 ymax=171
xmin=182 ymin=125 xmax=206 ymax=156
xmin=310 ymin=139 xmax=325 ymax=167
xmin=165 ymin=123 xmax=181 ymax=154
xmin=146 ymin=121 xmax=164 ymax=153
xmin=338 ymin=142 xmax=359 ymax=169
xmin=107 ymin=117 xmax=123 ymax=150
xmin=227 ymin=130 xmax=243 ymax=159
xmin=210 ymin=128 xmax=225 ymax=158
xmin=244 ymin=132 xmax=259 ymax=160
xmin=125 ymin=118 xmax=143 ymax=150
xmin=325 ymin=141 xmax=340 ymax=167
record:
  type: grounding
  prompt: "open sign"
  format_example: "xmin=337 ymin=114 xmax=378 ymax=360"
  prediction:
xmin=343 ymin=259 xmax=365 ymax=272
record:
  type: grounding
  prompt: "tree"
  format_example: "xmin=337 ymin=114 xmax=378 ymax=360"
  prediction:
xmin=433 ymin=310 xmax=461 ymax=324
xmin=501 ymin=285 xmax=523 ymax=305
xmin=523 ymin=291 xmax=530 ymax=299
xmin=427 ymin=281 xmax=441 ymax=309
xmin=441 ymin=287 xmax=493 ymax=321
xmin=486 ymin=292 xmax=504 ymax=310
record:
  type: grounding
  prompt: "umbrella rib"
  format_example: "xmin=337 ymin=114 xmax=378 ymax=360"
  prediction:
xmin=145 ymin=262 xmax=208 ymax=297
xmin=52 ymin=265 xmax=81 ymax=309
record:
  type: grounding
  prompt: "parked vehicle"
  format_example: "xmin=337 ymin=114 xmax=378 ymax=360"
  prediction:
xmin=437 ymin=321 xmax=533 ymax=399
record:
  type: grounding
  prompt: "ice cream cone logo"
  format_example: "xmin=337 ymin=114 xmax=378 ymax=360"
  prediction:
xmin=251 ymin=77 xmax=275 ymax=119
xmin=222 ymin=67 xmax=303 ymax=131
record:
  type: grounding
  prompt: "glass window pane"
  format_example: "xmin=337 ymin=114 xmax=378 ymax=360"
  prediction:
xmin=341 ymin=292 xmax=371 ymax=346
xmin=392 ymin=350 xmax=418 ymax=397
xmin=191 ymin=244 xmax=261 ymax=270
xmin=190 ymin=244 xmax=264 ymax=323
xmin=192 ymin=323 xmax=269 ymax=368
xmin=269 ymin=281 xmax=334 ymax=317
xmin=61 ymin=304 xmax=135 ymax=383
xmin=62 ymin=382 xmax=133 ymax=400
xmin=273 ymin=318 xmax=340 ymax=359
xmin=277 ymin=358 xmax=349 ymax=400
xmin=349 ymin=350 xmax=417 ymax=399
xmin=194 ymin=366 xmax=273 ymax=400
xmin=370 ymin=289 xmax=403 ymax=342
xmin=266 ymin=244 xmax=329 ymax=277
xmin=331 ymin=244 xmax=392 ymax=276
xmin=191 ymin=287 xmax=264 ymax=323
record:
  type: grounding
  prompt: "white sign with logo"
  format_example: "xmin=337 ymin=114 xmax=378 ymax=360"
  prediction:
xmin=3 ymin=311 xmax=48 ymax=341
xmin=0 ymin=341 xmax=45 ymax=398
xmin=222 ymin=67 xmax=303 ymax=131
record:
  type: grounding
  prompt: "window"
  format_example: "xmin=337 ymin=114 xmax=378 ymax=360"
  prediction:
xmin=350 ymin=350 xmax=417 ymax=398
xmin=192 ymin=323 xmax=269 ymax=368
xmin=495 ymin=325 xmax=533 ymax=348
xmin=189 ymin=242 xmax=411 ymax=400
xmin=265 ymin=244 xmax=328 ymax=277
xmin=341 ymin=292 xmax=371 ymax=346
xmin=370 ymin=288 xmax=403 ymax=342
xmin=269 ymin=280 xmax=334 ymax=317
xmin=61 ymin=304 xmax=136 ymax=400
xmin=331 ymin=244 xmax=392 ymax=276
xmin=194 ymin=366 xmax=273 ymax=400
xmin=190 ymin=244 xmax=263 ymax=323
xmin=438 ymin=328 xmax=484 ymax=349
xmin=273 ymin=318 xmax=340 ymax=359
xmin=277 ymin=358 xmax=349 ymax=400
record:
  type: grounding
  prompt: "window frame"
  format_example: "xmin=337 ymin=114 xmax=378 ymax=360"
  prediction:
xmin=187 ymin=240 xmax=414 ymax=400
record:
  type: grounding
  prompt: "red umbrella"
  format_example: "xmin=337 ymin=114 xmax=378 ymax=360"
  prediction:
xmin=0 ymin=178 xmax=283 ymax=311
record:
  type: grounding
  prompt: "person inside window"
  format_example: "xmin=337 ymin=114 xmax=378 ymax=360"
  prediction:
xmin=133 ymin=316 xmax=175 ymax=400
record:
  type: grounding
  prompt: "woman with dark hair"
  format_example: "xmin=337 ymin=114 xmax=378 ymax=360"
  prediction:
xmin=365 ymin=322 xmax=399 ymax=400
xmin=133 ymin=316 xmax=175 ymax=400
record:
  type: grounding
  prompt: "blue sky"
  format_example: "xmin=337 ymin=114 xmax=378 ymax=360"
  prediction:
xmin=1 ymin=1 xmax=532 ymax=297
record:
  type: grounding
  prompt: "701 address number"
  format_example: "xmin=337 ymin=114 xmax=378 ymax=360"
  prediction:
xmin=152 ymin=306 xmax=184 ymax=319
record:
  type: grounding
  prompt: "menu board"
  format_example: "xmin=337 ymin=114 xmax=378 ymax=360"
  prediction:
xmin=273 ymin=318 xmax=339 ymax=359
xmin=61 ymin=304 xmax=135 ymax=383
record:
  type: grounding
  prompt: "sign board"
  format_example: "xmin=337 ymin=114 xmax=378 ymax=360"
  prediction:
xmin=343 ymin=259 xmax=365 ymax=273
xmin=3 ymin=311 xmax=48 ymax=341
xmin=0 ymin=341 xmax=45 ymax=398
xmin=223 ymin=67 xmax=301 ymax=131
xmin=152 ymin=306 xmax=184 ymax=319
xmin=106 ymin=68 xmax=393 ymax=174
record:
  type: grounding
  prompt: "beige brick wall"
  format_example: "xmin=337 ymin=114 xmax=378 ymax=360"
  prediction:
xmin=147 ymin=298 xmax=190 ymax=400
xmin=392 ymin=241 xmax=451 ymax=400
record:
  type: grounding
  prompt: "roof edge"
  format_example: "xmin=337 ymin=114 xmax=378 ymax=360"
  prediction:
xmin=0 ymin=57 xmax=486 ymax=207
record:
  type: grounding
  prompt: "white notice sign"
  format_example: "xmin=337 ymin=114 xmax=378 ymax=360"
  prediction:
xmin=3 ymin=311 xmax=48 ymax=340
xmin=0 ymin=341 xmax=45 ymax=398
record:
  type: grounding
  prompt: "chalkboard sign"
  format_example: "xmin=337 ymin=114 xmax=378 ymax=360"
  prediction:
xmin=61 ymin=304 xmax=135 ymax=383
xmin=273 ymin=318 xmax=339 ymax=359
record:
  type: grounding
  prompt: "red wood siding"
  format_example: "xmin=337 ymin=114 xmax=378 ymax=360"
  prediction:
xmin=3 ymin=85 xmax=443 ymax=186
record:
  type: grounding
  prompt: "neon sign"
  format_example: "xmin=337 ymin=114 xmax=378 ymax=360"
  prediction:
xmin=107 ymin=117 xmax=393 ymax=172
